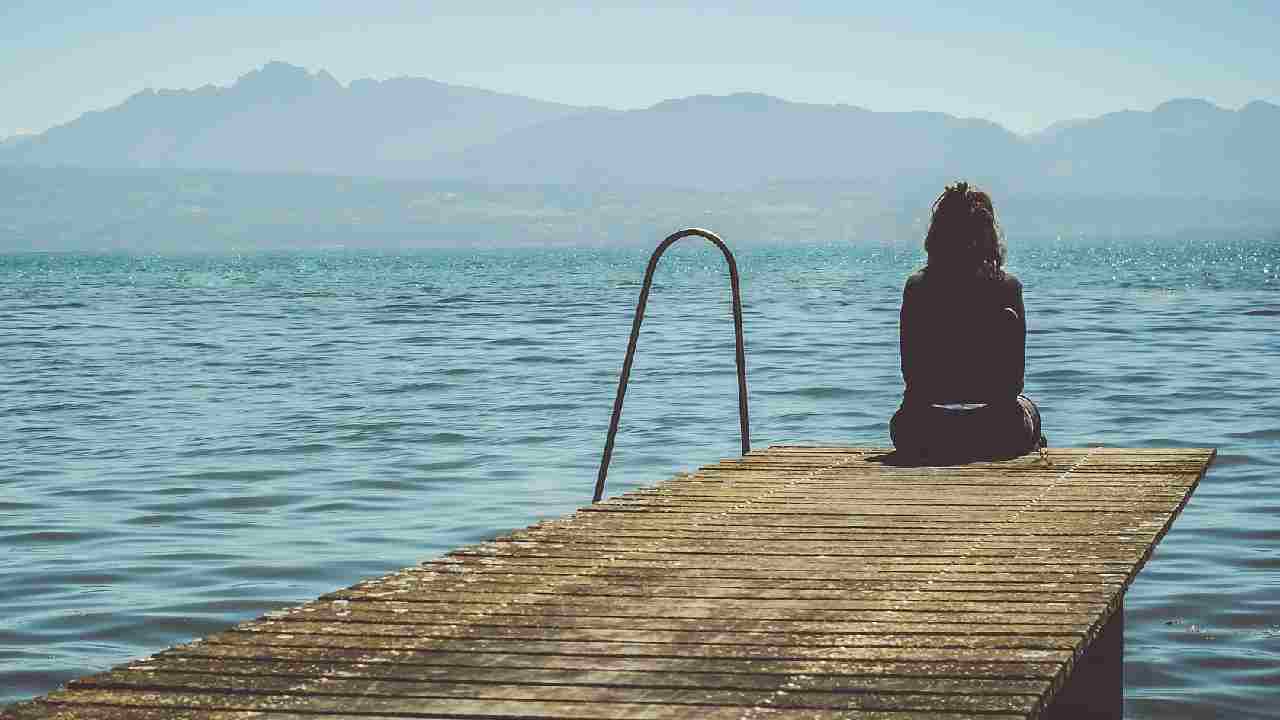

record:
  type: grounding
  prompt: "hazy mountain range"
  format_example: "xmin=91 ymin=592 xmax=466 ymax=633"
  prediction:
xmin=2 ymin=62 xmax=589 ymax=179
xmin=4 ymin=61 xmax=1278 ymax=197
xmin=3 ymin=62 xmax=1277 ymax=251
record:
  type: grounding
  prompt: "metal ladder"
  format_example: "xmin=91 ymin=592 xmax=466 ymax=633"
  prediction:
xmin=593 ymin=228 xmax=750 ymax=502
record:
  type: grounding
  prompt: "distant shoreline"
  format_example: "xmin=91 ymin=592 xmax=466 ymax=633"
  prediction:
xmin=2 ymin=166 xmax=1276 ymax=253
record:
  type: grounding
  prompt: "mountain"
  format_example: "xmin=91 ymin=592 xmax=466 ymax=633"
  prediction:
xmin=4 ymin=61 xmax=599 ymax=177
xmin=1030 ymin=98 xmax=1280 ymax=197
xmin=4 ymin=62 xmax=1278 ymax=199
xmin=438 ymin=94 xmax=1280 ymax=196
xmin=0 ymin=134 xmax=32 ymax=150
xmin=435 ymin=93 xmax=1031 ymax=193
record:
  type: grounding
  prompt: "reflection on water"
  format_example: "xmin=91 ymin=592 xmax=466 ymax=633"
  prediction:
xmin=2 ymin=237 xmax=1278 ymax=716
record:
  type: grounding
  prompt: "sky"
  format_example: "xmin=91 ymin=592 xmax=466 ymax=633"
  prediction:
xmin=3 ymin=1 xmax=1278 ymax=138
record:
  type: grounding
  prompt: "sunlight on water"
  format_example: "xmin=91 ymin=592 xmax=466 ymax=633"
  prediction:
xmin=2 ymin=235 xmax=1278 ymax=716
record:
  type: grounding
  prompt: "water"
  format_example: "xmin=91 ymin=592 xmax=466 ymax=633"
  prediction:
xmin=2 ymin=237 xmax=1278 ymax=717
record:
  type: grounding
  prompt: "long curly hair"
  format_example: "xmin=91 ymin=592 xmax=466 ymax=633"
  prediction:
xmin=923 ymin=181 xmax=1006 ymax=279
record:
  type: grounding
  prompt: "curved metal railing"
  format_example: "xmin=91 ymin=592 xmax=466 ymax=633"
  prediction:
xmin=593 ymin=228 xmax=750 ymax=502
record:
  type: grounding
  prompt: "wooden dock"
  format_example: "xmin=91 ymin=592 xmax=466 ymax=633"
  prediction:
xmin=4 ymin=446 xmax=1214 ymax=720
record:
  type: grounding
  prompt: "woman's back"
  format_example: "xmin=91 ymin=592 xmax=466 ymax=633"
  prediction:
xmin=899 ymin=268 xmax=1025 ymax=406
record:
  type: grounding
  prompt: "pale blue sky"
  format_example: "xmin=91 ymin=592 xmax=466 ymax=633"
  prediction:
xmin=3 ymin=1 xmax=1277 ymax=138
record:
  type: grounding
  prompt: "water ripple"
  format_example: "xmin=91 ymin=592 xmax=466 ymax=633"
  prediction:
xmin=2 ymin=239 xmax=1278 ymax=716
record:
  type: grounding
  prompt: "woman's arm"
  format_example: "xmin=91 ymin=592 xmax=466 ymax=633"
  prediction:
xmin=899 ymin=274 xmax=925 ymax=404
xmin=1003 ymin=276 xmax=1027 ymax=399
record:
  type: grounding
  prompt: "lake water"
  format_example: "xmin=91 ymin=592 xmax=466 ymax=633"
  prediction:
xmin=2 ymin=237 xmax=1278 ymax=717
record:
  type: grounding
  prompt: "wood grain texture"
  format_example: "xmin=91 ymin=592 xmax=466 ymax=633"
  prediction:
xmin=3 ymin=446 xmax=1213 ymax=720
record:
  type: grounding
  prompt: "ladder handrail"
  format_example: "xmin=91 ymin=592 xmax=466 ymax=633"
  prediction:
xmin=593 ymin=228 xmax=750 ymax=503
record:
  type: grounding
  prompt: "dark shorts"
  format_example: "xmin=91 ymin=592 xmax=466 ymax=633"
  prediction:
xmin=891 ymin=395 xmax=1043 ymax=460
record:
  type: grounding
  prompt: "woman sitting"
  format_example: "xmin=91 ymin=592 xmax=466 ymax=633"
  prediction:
xmin=890 ymin=181 xmax=1044 ymax=461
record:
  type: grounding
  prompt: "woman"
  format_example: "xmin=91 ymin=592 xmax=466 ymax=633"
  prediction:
xmin=890 ymin=181 xmax=1044 ymax=460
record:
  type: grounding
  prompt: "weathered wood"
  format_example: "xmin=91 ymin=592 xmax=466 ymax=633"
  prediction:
xmin=159 ymin=643 xmax=1068 ymax=679
xmin=264 ymin=607 xmax=1096 ymax=634
xmin=77 ymin=657 xmax=1055 ymax=694
xmin=2 ymin=445 xmax=1212 ymax=720
xmin=228 ymin=622 xmax=1084 ymax=651
xmin=63 ymin=670 xmax=1050 ymax=711
xmin=16 ymin=691 xmax=1035 ymax=720
xmin=327 ymin=573 xmax=1119 ymax=602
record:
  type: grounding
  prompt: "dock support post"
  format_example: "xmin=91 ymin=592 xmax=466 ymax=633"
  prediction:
xmin=1044 ymin=600 xmax=1124 ymax=720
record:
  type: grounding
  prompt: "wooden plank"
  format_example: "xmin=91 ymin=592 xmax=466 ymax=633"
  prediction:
xmin=2 ymin=446 xmax=1213 ymax=720
xmin=418 ymin=561 xmax=1128 ymax=586
xmin=53 ymin=675 xmax=1049 ymax=715
xmin=21 ymin=691 xmax=1034 ymax=720
xmin=266 ymin=607 xmax=1095 ymax=634
xmin=158 ymin=643 xmax=1068 ymax=679
xmin=325 ymin=581 xmax=1116 ymax=602
xmin=228 ymin=623 xmax=1084 ymax=651
xmin=83 ymin=657 xmax=1055 ymax=694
